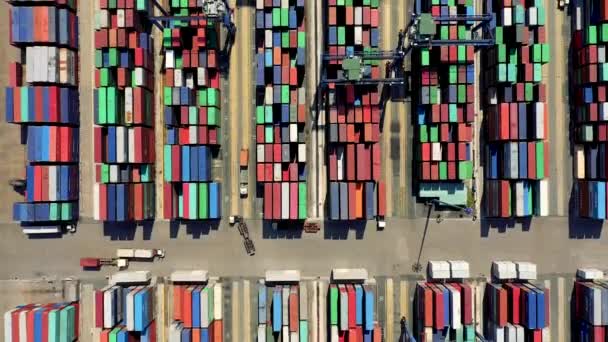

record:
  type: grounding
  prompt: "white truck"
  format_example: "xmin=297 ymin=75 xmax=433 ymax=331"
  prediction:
xmin=116 ymin=249 xmax=165 ymax=260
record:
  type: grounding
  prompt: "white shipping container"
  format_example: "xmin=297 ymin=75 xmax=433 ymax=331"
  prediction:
xmin=126 ymin=288 xmax=137 ymax=330
xmin=575 ymin=145 xmax=585 ymax=179
xmin=213 ymin=282 xmax=223 ymax=320
xmin=516 ymin=262 xmax=537 ymax=280
xmin=265 ymin=29 xmax=273 ymax=48
xmin=492 ymin=261 xmax=517 ymax=279
xmin=337 ymin=146 xmax=344 ymax=180
xmin=290 ymin=332 xmax=299 ymax=342
xmin=257 ymin=145 xmax=265 ymax=163
xmin=298 ymin=87 xmax=306 ymax=105
xmin=110 ymin=271 xmax=151 ymax=285
xmin=428 ymin=261 xmax=450 ymax=279
xmin=492 ymin=322 xmax=505 ymax=342
xmin=446 ymin=284 xmax=462 ymax=329
xmin=542 ymin=327 xmax=550 ymax=342
xmin=189 ymin=126 xmax=198 ymax=144
xmin=128 ymin=128 xmax=135 ymax=163
xmin=298 ymin=144 xmax=306 ymax=163
xmin=330 ymin=325 xmax=339 ymax=342
xmin=103 ymin=287 xmax=115 ymax=328
xmin=258 ymin=324 xmax=266 ymax=342
xmin=47 ymin=47 xmax=56 ymax=83
xmin=256 ymin=0 xmax=264 ymax=9
xmin=589 ymin=284 xmax=602 ymax=325
xmin=515 ymin=325 xmax=525 ymax=341
xmin=599 ymin=46 xmax=606 ymax=63
xmin=165 ymin=50 xmax=175 ymax=69
xmin=282 ymin=326 xmax=290 ymax=342
xmin=424 ymin=328 xmax=433 ymax=341
xmin=49 ymin=166 xmax=57 ymax=201
xmin=174 ymin=69 xmax=183 ymax=87
xmin=299 ymin=283 xmax=308 ymax=320
xmin=25 ymin=47 xmax=34 ymax=83
xmin=282 ymin=286 xmax=290 ymax=325
xmin=281 ymin=0 xmax=288 ymax=8
xmin=265 ymin=86 xmax=273 ymax=104
xmin=265 ymin=270 xmax=301 ymax=282
xmin=282 ymin=182 xmax=289 ymax=219
xmin=339 ymin=285 xmax=348 ymax=331
xmin=536 ymin=179 xmax=549 ymax=216
xmin=354 ymin=27 xmax=363 ymax=45
xmin=601 ymin=102 xmax=608 ymax=121
xmin=93 ymin=184 xmax=100 ymax=220
xmin=97 ymin=9 xmax=109 ymax=29
xmin=117 ymin=9 xmax=125 ymax=27
xmin=502 ymin=8 xmax=512 ymax=26
xmin=274 ymin=163 xmax=282 ymax=182
xmin=354 ymin=7 xmax=363 ymax=25
xmin=109 ymin=165 xmax=118 ymax=183
xmin=504 ymin=324 xmax=516 ymax=342
xmin=431 ymin=143 xmax=442 ymax=161
xmin=290 ymin=124 xmax=298 ymax=143
xmin=448 ymin=260 xmax=470 ymax=278
xmin=124 ymin=87 xmax=133 ymax=124
xmin=535 ymin=102 xmax=545 ymax=139
xmin=19 ymin=310 xmax=27 ymax=342
xmin=527 ymin=7 xmax=537 ymax=26
xmin=577 ymin=268 xmax=604 ymax=280
xmin=575 ymin=5 xmax=582 ymax=31
xmin=185 ymin=72 xmax=194 ymax=89
xmin=201 ymin=287 xmax=210 ymax=327
xmin=197 ymin=67 xmax=207 ymax=87
xmin=169 ymin=322 xmax=183 ymax=342
xmin=509 ymin=142 xmax=518 ymax=179
xmin=514 ymin=181 xmax=524 ymax=217
xmin=134 ymin=68 xmax=145 ymax=87
xmin=4 ymin=309 xmax=16 ymax=342
xmin=332 ymin=268 xmax=368 ymax=281
xmin=116 ymin=126 xmax=126 ymax=163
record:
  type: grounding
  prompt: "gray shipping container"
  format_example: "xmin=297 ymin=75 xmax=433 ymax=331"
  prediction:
xmin=339 ymin=182 xmax=348 ymax=220
xmin=339 ymin=285 xmax=348 ymax=331
xmin=330 ymin=182 xmax=339 ymax=220
xmin=282 ymin=286 xmax=290 ymax=326
xmin=299 ymin=283 xmax=308 ymax=320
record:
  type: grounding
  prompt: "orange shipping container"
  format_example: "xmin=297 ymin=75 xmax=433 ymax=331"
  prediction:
xmin=289 ymin=287 xmax=299 ymax=331
xmin=355 ymin=183 xmax=363 ymax=219
xmin=240 ymin=149 xmax=249 ymax=167
xmin=183 ymin=286 xmax=194 ymax=327
xmin=213 ymin=320 xmax=223 ymax=342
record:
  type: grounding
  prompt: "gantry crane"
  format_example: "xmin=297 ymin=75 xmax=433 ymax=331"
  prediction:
xmin=149 ymin=0 xmax=237 ymax=73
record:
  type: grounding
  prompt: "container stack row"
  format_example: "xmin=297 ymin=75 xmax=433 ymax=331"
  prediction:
xmin=169 ymin=283 xmax=224 ymax=341
xmin=572 ymin=278 xmax=608 ymax=341
xmin=162 ymin=1 xmax=223 ymax=221
xmin=572 ymin=1 xmax=608 ymax=219
xmin=414 ymin=282 xmax=475 ymax=341
xmin=325 ymin=0 xmax=385 ymax=221
xmin=484 ymin=282 xmax=550 ymax=341
xmin=483 ymin=0 xmax=550 ymax=217
xmin=6 ymin=0 xmax=79 ymax=228
xmin=257 ymin=284 xmax=308 ymax=341
xmin=4 ymin=302 xmax=79 ymax=342
xmin=413 ymin=1 xmax=476 ymax=207
xmin=93 ymin=0 xmax=155 ymax=221
xmin=255 ymin=0 xmax=307 ymax=221
xmin=94 ymin=285 xmax=157 ymax=342
xmin=328 ymin=284 xmax=382 ymax=341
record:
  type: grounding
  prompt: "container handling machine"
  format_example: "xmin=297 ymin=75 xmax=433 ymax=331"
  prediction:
xmin=149 ymin=0 xmax=237 ymax=73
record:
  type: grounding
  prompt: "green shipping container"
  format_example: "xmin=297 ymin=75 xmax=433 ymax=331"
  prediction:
xmin=525 ymin=83 xmax=533 ymax=102
xmin=421 ymin=48 xmax=430 ymax=66
xmin=419 ymin=125 xmax=428 ymax=142
xmin=208 ymin=107 xmax=220 ymax=126
xmin=207 ymin=285 xmax=214 ymax=321
xmin=449 ymin=104 xmax=458 ymax=122
xmin=20 ymin=87 xmax=29 ymax=122
xmin=282 ymin=85 xmax=290 ymax=103
xmin=601 ymin=64 xmax=608 ymax=82
xmin=108 ymin=327 xmax=121 ymax=342
xmin=50 ymin=203 xmax=59 ymax=221
xmin=299 ymin=321 xmax=308 ymax=342
xmin=497 ymin=64 xmax=507 ymax=82
xmin=265 ymin=126 xmax=273 ymax=143
xmin=601 ymin=24 xmax=608 ymax=42
xmin=439 ymin=162 xmax=447 ymax=180
xmin=298 ymin=183 xmax=307 ymax=219
xmin=329 ymin=286 xmax=338 ymax=325
xmin=272 ymin=8 xmax=280 ymax=27
xmin=59 ymin=305 xmax=75 ymax=342
xmin=199 ymin=183 xmax=209 ymax=219
xmin=587 ymin=26 xmax=598 ymax=45
xmin=338 ymin=27 xmax=346 ymax=45
xmin=430 ymin=125 xmax=438 ymax=142
xmin=164 ymin=145 xmax=172 ymax=181
xmin=464 ymin=325 xmax=475 ymax=342
xmin=265 ymin=106 xmax=273 ymax=123
xmin=371 ymin=0 xmax=379 ymax=6
xmin=61 ymin=203 xmax=73 ymax=221
xmin=298 ymin=32 xmax=306 ymax=48
xmin=256 ymin=106 xmax=264 ymax=124
xmin=458 ymin=84 xmax=466 ymax=103
xmin=541 ymin=44 xmax=550 ymax=63
xmin=458 ymin=161 xmax=473 ymax=180
xmin=536 ymin=141 xmax=545 ymax=179
xmin=48 ymin=309 xmax=61 ymax=342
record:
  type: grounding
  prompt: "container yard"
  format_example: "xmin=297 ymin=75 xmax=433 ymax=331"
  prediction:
xmin=0 ymin=0 xmax=606 ymax=340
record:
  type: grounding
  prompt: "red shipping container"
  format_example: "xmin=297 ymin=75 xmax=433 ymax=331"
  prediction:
xmin=347 ymin=182 xmax=356 ymax=220
xmin=273 ymin=183 xmax=281 ymax=220
xmin=27 ymin=308 xmax=35 ymax=342
xmin=213 ymin=320 xmax=223 ymax=342
xmin=42 ymin=307 xmax=51 ymax=342
xmin=372 ymin=143 xmax=381 ymax=181
xmin=420 ymin=284 xmax=433 ymax=327
xmin=100 ymin=330 xmax=110 ymax=342
xmin=378 ymin=181 xmax=386 ymax=216
xmin=461 ymin=283 xmax=473 ymax=324
xmin=134 ymin=183 xmax=143 ymax=220
xmin=346 ymin=144 xmax=356 ymax=180
xmin=183 ymin=286 xmax=193 ymax=327
xmin=265 ymin=164 xmax=273 ymax=183
xmin=95 ymin=290 xmax=104 ymax=328
xmin=257 ymin=164 xmax=265 ymax=182
xmin=164 ymin=183 xmax=173 ymax=219
xmin=504 ymin=283 xmax=520 ymax=324
xmin=431 ymin=285 xmax=444 ymax=329
xmin=347 ymin=285 xmax=356 ymax=328
xmin=500 ymin=180 xmax=510 ymax=217
xmin=448 ymin=161 xmax=456 ymax=179
xmin=528 ymin=142 xmax=536 ymax=179
xmin=289 ymin=287 xmax=299 ymax=331
xmin=183 ymin=183 xmax=190 ymax=219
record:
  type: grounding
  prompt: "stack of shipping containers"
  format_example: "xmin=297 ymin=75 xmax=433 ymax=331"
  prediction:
xmin=4 ymin=302 xmax=79 ymax=341
xmin=93 ymin=0 xmax=155 ymax=221
xmin=169 ymin=282 xmax=224 ymax=341
xmin=572 ymin=0 xmax=608 ymax=219
xmin=327 ymin=284 xmax=382 ymax=341
xmin=414 ymin=282 xmax=475 ymax=341
xmin=94 ymin=285 xmax=157 ymax=341
xmin=257 ymin=283 xmax=308 ymax=341
xmin=162 ymin=1 xmax=222 ymax=221
xmin=325 ymin=0 xmax=386 ymax=220
xmin=413 ymin=0 xmax=475 ymax=206
xmin=484 ymin=282 xmax=549 ymax=341
xmin=483 ymin=0 xmax=550 ymax=217
xmin=572 ymin=277 xmax=608 ymax=341
xmin=255 ymin=0 xmax=308 ymax=221
xmin=6 ymin=0 xmax=79 ymax=228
